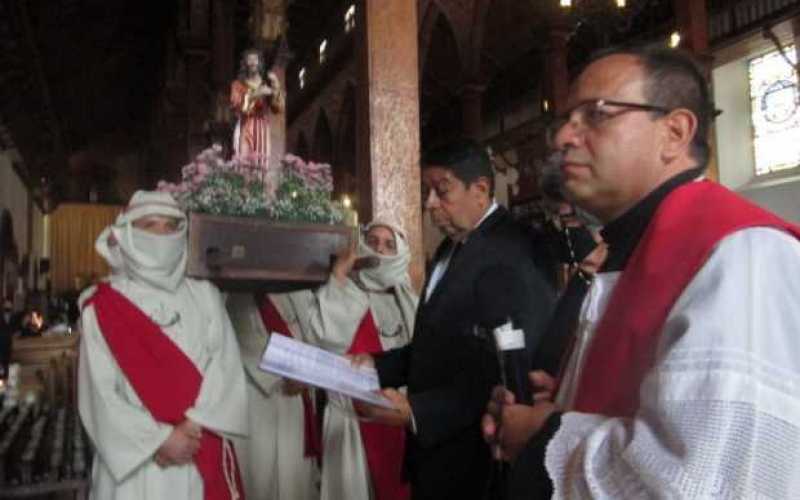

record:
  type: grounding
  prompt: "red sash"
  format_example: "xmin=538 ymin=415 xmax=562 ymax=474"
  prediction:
xmin=348 ymin=311 xmax=410 ymax=500
xmin=257 ymin=296 xmax=322 ymax=458
xmin=85 ymin=283 xmax=243 ymax=500
xmin=572 ymin=181 xmax=800 ymax=417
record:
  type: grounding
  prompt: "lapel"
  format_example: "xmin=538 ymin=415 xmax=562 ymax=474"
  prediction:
xmin=420 ymin=206 xmax=509 ymax=313
xmin=414 ymin=238 xmax=453 ymax=331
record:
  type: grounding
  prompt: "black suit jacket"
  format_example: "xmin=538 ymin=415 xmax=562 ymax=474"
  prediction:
xmin=375 ymin=206 xmax=555 ymax=500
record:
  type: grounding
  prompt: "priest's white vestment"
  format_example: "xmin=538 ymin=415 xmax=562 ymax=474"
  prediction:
xmin=548 ymin=227 xmax=800 ymax=498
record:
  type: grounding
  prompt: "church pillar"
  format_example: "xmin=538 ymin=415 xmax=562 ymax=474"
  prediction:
xmin=672 ymin=0 xmax=709 ymax=55
xmin=179 ymin=0 xmax=213 ymax=158
xmin=461 ymin=82 xmax=485 ymax=141
xmin=542 ymin=23 xmax=571 ymax=116
xmin=355 ymin=0 xmax=423 ymax=289
xmin=672 ymin=0 xmax=718 ymax=181
xmin=211 ymin=0 xmax=234 ymax=91
xmin=209 ymin=0 xmax=235 ymax=150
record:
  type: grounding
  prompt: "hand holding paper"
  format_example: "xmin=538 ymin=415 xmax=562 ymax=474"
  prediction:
xmin=353 ymin=388 xmax=413 ymax=427
xmin=259 ymin=333 xmax=394 ymax=409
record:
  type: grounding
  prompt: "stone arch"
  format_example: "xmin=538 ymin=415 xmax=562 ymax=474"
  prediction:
xmin=420 ymin=11 xmax=464 ymax=149
xmin=295 ymin=131 xmax=310 ymax=158
xmin=333 ymin=83 xmax=356 ymax=198
xmin=467 ymin=0 xmax=495 ymax=79
xmin=312 ymin=108 xmax=334 ymax=164
xmin=418 ymin=0 xmax=443 ymax=74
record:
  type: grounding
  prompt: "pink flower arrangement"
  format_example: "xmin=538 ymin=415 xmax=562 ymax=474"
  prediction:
xmin=156 ymin=147 xmax=341 ymax=222
xmin=282 ymin=154 xmax=334 ymax=192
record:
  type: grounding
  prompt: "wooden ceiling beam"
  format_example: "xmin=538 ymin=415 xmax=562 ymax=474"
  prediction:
xmin=16 ymin=0 xmax=68 ymax=166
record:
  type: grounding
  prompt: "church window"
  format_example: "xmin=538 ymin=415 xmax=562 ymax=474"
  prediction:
xmin=299 ymin=68 xmax=306 ymax=89
xmin=345 ymin=5 xmax=356 ymax=33
xmin=319 ymin=40 xmax=328 ymax=65
xmin=749 ymin=45 xmax=800 ymax=175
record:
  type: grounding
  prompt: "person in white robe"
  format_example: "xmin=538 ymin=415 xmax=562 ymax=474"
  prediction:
xmin=482 ymin=47 xmax=800 ymax=499
xmin=78 ymin=190 xmax=248 ymax=500
xmin=226 ymin=291 xmax=320 ymax=500
xmin=303 ymin=221 xmax=417 ymax=500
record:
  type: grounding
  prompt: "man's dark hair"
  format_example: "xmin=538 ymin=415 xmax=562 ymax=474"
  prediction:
xmin=587 ymin=47 xmax=713 ymax=169
xmin=422 ymin=138 xmax=495 ymax=195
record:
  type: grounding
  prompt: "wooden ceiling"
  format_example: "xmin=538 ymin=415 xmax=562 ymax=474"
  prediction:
xmin=0 ymin=0 xmax=788 ymax=206
xmin=0 ymin=0 xmax=174 ymax=201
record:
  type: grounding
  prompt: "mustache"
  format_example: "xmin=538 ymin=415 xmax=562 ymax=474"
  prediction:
xmin=536 ymin=149 xmax=591 ymax=200
xmin=554 ymin=149 xmax=591 ymax=166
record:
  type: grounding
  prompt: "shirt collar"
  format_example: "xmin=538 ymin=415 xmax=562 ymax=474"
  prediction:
xmin=600 ymin=167 xmax=704 ymax=272
xmin=477 ymin=200 xmax=499 ymax=228
xmin=461 ymin=200 xmax=499 ymax=244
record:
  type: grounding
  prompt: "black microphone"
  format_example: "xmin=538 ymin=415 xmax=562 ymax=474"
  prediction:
xmin=492 ymin=320 xmax=533 ymax=405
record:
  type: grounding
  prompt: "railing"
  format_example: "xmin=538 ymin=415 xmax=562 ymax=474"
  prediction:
xmin=0 ymin=404 xmax=90 ymax=499
xmin=710 ymin=0 xmax=800 ymax=43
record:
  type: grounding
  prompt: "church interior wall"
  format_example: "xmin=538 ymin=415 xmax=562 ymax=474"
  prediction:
xmin=0 ymin=152 xmax=46 ymax=293
xmin=713 ymin=58 xmax=757 ymax=190
xmin=0 ymin=153 xmax=31 ymax=259
xmin=287 ymin=61 xmax=356 ymax=158
xmin=712 ymin=19 xmax=800 ymax=223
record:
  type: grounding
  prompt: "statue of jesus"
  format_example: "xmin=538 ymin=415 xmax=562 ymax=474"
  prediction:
xmin=230 ymin=48 xmax=285 ymax=168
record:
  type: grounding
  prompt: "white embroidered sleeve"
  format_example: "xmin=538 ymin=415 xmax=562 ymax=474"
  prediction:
xmin=546 ymin=228 xmax=800 ymax=499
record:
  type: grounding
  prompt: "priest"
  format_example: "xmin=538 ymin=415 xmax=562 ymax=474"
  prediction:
xmin=483 ymin=47 xmax=800 ymax=498
xmin=78 ymin=190 xmax=249 ymax=500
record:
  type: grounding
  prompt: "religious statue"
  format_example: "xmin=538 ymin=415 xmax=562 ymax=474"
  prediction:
xmin=230 ymin=48 xmax=285 ymax=167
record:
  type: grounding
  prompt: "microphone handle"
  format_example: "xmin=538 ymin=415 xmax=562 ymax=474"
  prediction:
xmin=502 ymin=348 xmax=533 ymax=405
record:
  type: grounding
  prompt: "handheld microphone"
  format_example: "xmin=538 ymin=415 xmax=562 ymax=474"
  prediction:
xmin=492 ymin=320 xmax=532 ymax=405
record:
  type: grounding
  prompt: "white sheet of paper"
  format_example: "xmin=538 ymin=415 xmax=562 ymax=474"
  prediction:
xmin=259 ymin=333 xmax=395 ymax=409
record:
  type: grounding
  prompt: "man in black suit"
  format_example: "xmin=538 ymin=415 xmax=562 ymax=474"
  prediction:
xmin=354 ymin=140 xmax=555 ymax=500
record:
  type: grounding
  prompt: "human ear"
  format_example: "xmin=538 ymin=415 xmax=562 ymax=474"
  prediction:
xmin=469 ymin=176 xmax=492 ymax=199
xmin=660 ymin=109 xmax=698 ymax=162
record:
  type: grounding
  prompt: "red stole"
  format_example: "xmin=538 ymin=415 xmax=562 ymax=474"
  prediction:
xmin=572 ymin=181 xmax=800 ymax=417
xmin=348 ymin=311 xmax=410 ymax=500
xmin=85 ymin=283 xmax=243 ymax=500
xmin=257 ymin=296 xmax=322 ymax=458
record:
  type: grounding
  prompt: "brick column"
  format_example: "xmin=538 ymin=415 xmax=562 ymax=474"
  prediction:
xmin=542 ymin=23 xmax=571 ymax=116
xmin=355 ymin=0 xmax=423 ymax=289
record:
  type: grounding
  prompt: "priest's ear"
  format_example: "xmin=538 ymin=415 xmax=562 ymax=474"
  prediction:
xmin=660 ymin=108 xmax=698 ymax=164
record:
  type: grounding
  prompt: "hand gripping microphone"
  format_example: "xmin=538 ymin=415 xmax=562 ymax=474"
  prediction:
xmin=492 ymin=320 xmax=533 ymax=405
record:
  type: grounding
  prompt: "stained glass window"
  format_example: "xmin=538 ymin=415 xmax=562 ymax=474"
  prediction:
xmin=345 ymin=5 xmax=356 ymax=33
xmin=749 ymin=46 xmax=800 ymax=175
xmin=319 ymin=40 xmax=328 ymax=65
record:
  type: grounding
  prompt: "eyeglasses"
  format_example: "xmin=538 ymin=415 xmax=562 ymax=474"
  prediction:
xmin=545 ymin=99 xmax=673 ymax=147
